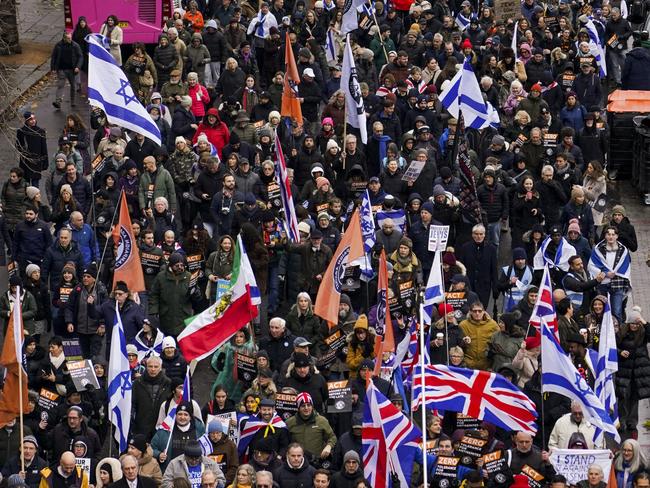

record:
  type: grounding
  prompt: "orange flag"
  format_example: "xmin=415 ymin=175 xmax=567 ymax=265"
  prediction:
xmin=112 ymin=190 xmax=146 ymax=292
xmin=314 ymin=209 xmax=365 ymax=326
xmin=378 ymin=249 xmax=395 ymax=352
xmin=281 ymin=32 xmax=303 ymax=127
xmin=373 ymin=336 xmax=383 ymax=377
xmin=0 ymin=290 xmax=28 ymax=427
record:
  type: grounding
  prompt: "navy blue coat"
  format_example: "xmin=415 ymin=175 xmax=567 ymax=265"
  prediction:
xmin=89 ymin=297 xmax=145 ymax=343
xmin=622 ymin=47 xmax=650 ymax=90
xmin=13 ymin=218 xmax=53 ymax=266
xmin=42 ymin=241 xmax=84 ymax=291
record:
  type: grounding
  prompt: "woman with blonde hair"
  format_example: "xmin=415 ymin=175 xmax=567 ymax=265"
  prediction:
xmin=228 ymin=464 xmax=256 ymax=488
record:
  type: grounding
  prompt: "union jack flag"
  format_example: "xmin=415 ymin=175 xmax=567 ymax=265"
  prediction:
xmin=159 ymin=366 xmax=191 ymax=431
xmin=363 ymin=381 xmax=421 ymax=488
xmin=400 ymin=317 xmax=420 ymax=376
xmin=237 ymin=413 xmax=287 ymax=457
xmin=274 ymin=131 xmax=300 ymax=243
xmin=412 ymin=364 xmax=538 ymax=435
xmin=529 ymin=265 xmax=559 ymax=337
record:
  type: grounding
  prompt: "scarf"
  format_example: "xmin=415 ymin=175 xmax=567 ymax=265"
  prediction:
xmin=373 ymin=134 xmax=391 ymax=163
xmin=256 ymin=12 xmax=266 ymax=37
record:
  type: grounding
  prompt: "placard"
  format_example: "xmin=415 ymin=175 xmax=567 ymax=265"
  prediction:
xmin=37 ymin=388 xmax=60 ymax=412
xmin=434 ymin=455 xmax=460 ymax=479
xmin=456 ymin=414 xmax=481 ymax=429
xmin=275 ymin=393 xmax=298 ymax=420
xmin=428 ymin=225 xmax=450 ymax=252
xmin=67 ymin=360 xmax=100 ymax=392
xmin=456 ymin=435 xmax=487 ymax=466
xmin=207 ymin=412 xmax=239 ymax=444
xmin=494 ymin=0 xmax=519 ymax=21
xmin=234 ymin=352 xmax=257 ymax=384
xmin=216 ymin=279 xmax=230 ymax=300
xmin=481 ymin=450 xmax=510 ymax=485
xmin=549 ymin=449 xmax=612 ymax=486
xmin=521 ymin=464 xmax=544 ymax=488
xmin=401 ymin=160 xmax=426 ymax=183
xmin=62 ymin=338 xmax=83 ymax=361
xmin=327 ymin=380 xmax=352 ymax=413
xmin=317 ymin=329 xmax=346 ymax=369
xmin=75 ymin=458 xmax=91 ymax=475
xmin=445 ymin=291 xmax=470 ymax=321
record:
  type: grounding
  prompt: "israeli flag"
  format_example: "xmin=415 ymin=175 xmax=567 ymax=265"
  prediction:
xmin=533 ymin=236 xmax=576 ymax=271
xmin=342 ymin=0 xmax=366 ymax=35
xmin=455 ymin=12 xmax=471 ymax=30
xmin=439 ymin=58 xmax=500 ymax=130
xmin=594 ymin=296 xmax=619 ymax=444
xmin=360 ymin=190 xmax=376 ymax=253
xmin=585 ymin=18 xmax=607 ymax=78
xmin=108 ymin=302 xmax=133 ymax=452
xmin=541 ymin=319 xmax=619 ymax=442
xmin=588 ymin=241 xmax=631 ymax=283
xmin=325 ymin=29 xmax=337 ymax=65
xmin=86 ymin=34 xmax=162 ymax=146
xmin=422 ymin=251 xmax=444 ymax=325
xmin=376 ymin=208 xmax=406 ymax=233
xmin=342 ymin=35 xmax=368 ymax=144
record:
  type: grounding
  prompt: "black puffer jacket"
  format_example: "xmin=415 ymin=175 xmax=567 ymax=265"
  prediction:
xmin=273 ymin=459 xmax=316 ymax=488
xmin=616 ymin=324 xmax=650 ymax=400
xmin=131 ymin=371 xmax=173 ymax=438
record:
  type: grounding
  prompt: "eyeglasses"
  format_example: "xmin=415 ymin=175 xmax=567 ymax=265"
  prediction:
xmin=471 ymin=309 xmax=483 ymax=313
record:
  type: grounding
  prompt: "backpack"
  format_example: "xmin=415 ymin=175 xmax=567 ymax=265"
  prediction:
xmin=628 ymin=0 xmax=646 ymax=24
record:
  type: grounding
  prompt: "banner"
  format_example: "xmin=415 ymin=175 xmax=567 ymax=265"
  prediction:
xmin=275 ymin=393 xmax=298 ymax=420
xmin=234 ymin=352 xmax=257 ymax=384
xmin=67 ymin=360 xmax=101 ymax=392
xmin=428 ymin=225 xmax=450 ymax=252
xmin=549 ymin=449 xmax=612 ymax=486
xmin=327 ymin=380 xmax=352 ymax=413
xmin=401 ymin=160 xmax=426 ymax=183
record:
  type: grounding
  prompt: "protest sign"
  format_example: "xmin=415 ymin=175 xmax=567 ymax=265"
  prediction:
xmin=401 ymin=160 xmax=426 ymax=183
xmin=433 ymin=456 xmax=460 ymax=487
xmin=207 ymin=412 xmax=239 ymax=444
xmin=275 ymin=393 xmax=298 ymax=420
xmin=38 ymin=388 xmax=60 ymax=412
xmin=75 ymin=458 xmax=91 ymax=476
xmin=428 ymin=225 xmax=450 ymax=252
xmin=521 ymin=464 xmax=545 ymax=488
xmin=327 ymin=380 xmax=352 ymax=413
xmin=234 ymin=352 xmax=257 ymax=384
xmin=457 ymin=435 xmax=487 ymax=466
xmin=481 ymin=450 xmax=510 ymax=485
xmin=549 ymin=449 xmax=612 ymax=486
xmin=67 ymin=360 xmax=100 ymax=392
xmin=62 ymin=338 xmax=83 ymax=361
xmin=317 ymin=329 xmax=346 ymax=369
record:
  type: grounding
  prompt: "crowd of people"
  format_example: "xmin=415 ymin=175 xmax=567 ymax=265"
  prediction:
xmin=6 ymin=0 xmax=650 ymax=486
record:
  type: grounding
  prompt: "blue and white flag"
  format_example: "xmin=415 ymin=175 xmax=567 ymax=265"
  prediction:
xmin=198 ymin=433 xmax=213 ymax=455
xmin=541 ymin=319 xmax=619 ymax=441
xmin=594 ymin=296 xmax=620 ymax=444
xmin=455 ymin=12 xmax=471 ymax=30
xmin=342 ymin=35 xmax=368 ymax=144
xmin=585 ymin=18 xmax=607 ymax=78
xmin=422 ymin=251 xmax=444 ymax=325
xmin=108 ymin=302 xmax=133 ymax=452
xmin=533 ymin=236 xmax=576 ymax=271
xmin=376 ymin=208 xmax=406 ymax=233
xmin=439 ymin=58 xmax=500 ymax=130
xmin=159 ymin=366 xmax=191 ymax=431
xmin=360 ymin=190 xmax=376 ymax=253
xmin=588 ymin=241 xmax=631 ymax=283
xmin=325 ymin=29 xmax=337 ymax=64
xmin=342 ymin=0 xmax=366 ymax=35
xmin=86 ymin=35 xmax=161 ymax=146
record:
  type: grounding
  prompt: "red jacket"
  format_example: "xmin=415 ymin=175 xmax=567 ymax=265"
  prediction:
xmin=192 ymin=110 xmax=230 ymax=157
xmin=187 ymin=83 xmax=210 ymax=118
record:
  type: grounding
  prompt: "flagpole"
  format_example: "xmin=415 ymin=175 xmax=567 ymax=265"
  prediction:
xmin=16 ymin=288 xmax=25 ymax=474
xmin=439 ymin=252 xmax=450 ymax=364
xmin=370 ymin=10 xmax=389 ymax=64
xmin=540 ymin=324 xmax=546 ymax=450
xmin=418 ymin=302 xmax=428 ymax=488
xmin=342 ymin=103 xmax=348 ymax=171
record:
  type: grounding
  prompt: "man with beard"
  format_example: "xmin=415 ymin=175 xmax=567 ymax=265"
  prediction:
xmin=149 ymin=252 xmax=194 ymax=337
xmin=567 ymin=333 xmax=597 ymax=389
xmin=210 ymin=174 xmax=244 ymax=238
xmin=246 ymin=399 xmax=290 ymax=457
xmin=507 ymin=432 xmax=556 ymax=480
xmin=281 ymin=355 xmax=329 ymax=414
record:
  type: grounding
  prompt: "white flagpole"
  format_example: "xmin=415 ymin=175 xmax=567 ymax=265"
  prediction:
xmin=419 ymin=302 xmax=428 ymax=488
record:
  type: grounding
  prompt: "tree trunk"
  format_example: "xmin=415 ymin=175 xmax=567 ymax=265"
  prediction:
xmin=0 ymin=0 xmax=20 ymax=55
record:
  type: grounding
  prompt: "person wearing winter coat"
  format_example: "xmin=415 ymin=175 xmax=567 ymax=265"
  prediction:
xmin=1 ymin=435 xmax=47 ymax=488
xmin=459 ymin=303 xmax=499 ymax=371
xmin=581 ymin=160 xmax=607 ymax=227
xmin=273 ymin=444 xmax=316 ymax=488
xmin=204 ymin=420 xmax=238 ymax=485
xmin=285 ymin=293 xmax=321 ymax=351
xmin=510 ymin=177 xmax=543 ymax=248
xmin=216 ymin=58 xmax=247 ymax=99
xmin=285 ymin=393 xmax=336 ymax=461
xmin=99 ymin=15 xmax=123 ymax=65
xmin=622 ymin=44 xmax=650 ymax=90
xmin=430 ymin=303 xmax=466 ymax=365
xmin=210 ymin=328 xmax=257 ymax=405
xmin=344 ymin=315 xmax=376 ymax=379
xmin=488 ymin=311 xmax=526 ymax=372
xmin=281 ymin=353 xmax=329 ymax=414
xmin=120 ymin=435 xmax=163 ymax=486
xmin=457 ymin=225 xmax=498 ymax=309
xmin=572 ymin=63 xmax=603 ymax=111
xmin=560 ymin=92 xmax=588 ymax=132
xmin=186 ymin=33 xmax=211 ymax=83
xmin=12 ymin=205 xmax=53 ymax=277
xmin=0 ymin=275 xmax=37 ymax=335
xmin=95 ymin=458 xmax=123 ymax=488
xmin=560 ymin=187 xmax=594 ymax=241
xmin=512 ymin=336 xmax=541 ymax=388
xmin=49 ymin=406 xmax=102 ymax=464
xmin=139 ymin=156 xmax=177 ymax=215
xmin=616 ymin=308 xmax=650 ymax=439
xmin=16 ymin=113 xmax=48 ymax=186
xmin=2 ymin=167 xmax=28 ymax=232
xmin=192 ymin=108 xmax=230 ymax=158
xmin=149 ymin=252 xmax=194 ymax=337
xmin=476 ymin=167 xmax=509 ymax=248
xmin=132 ymin=356 xmax=173 ymax=439
xmin=537 ymin=166 xmax=569 ymax=230
xmin=601 ymin=204 xmax=637 ymax=252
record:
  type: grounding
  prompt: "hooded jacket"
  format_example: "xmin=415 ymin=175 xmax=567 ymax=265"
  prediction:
xmin=459 ymin=311 xmax=499 ymax=370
